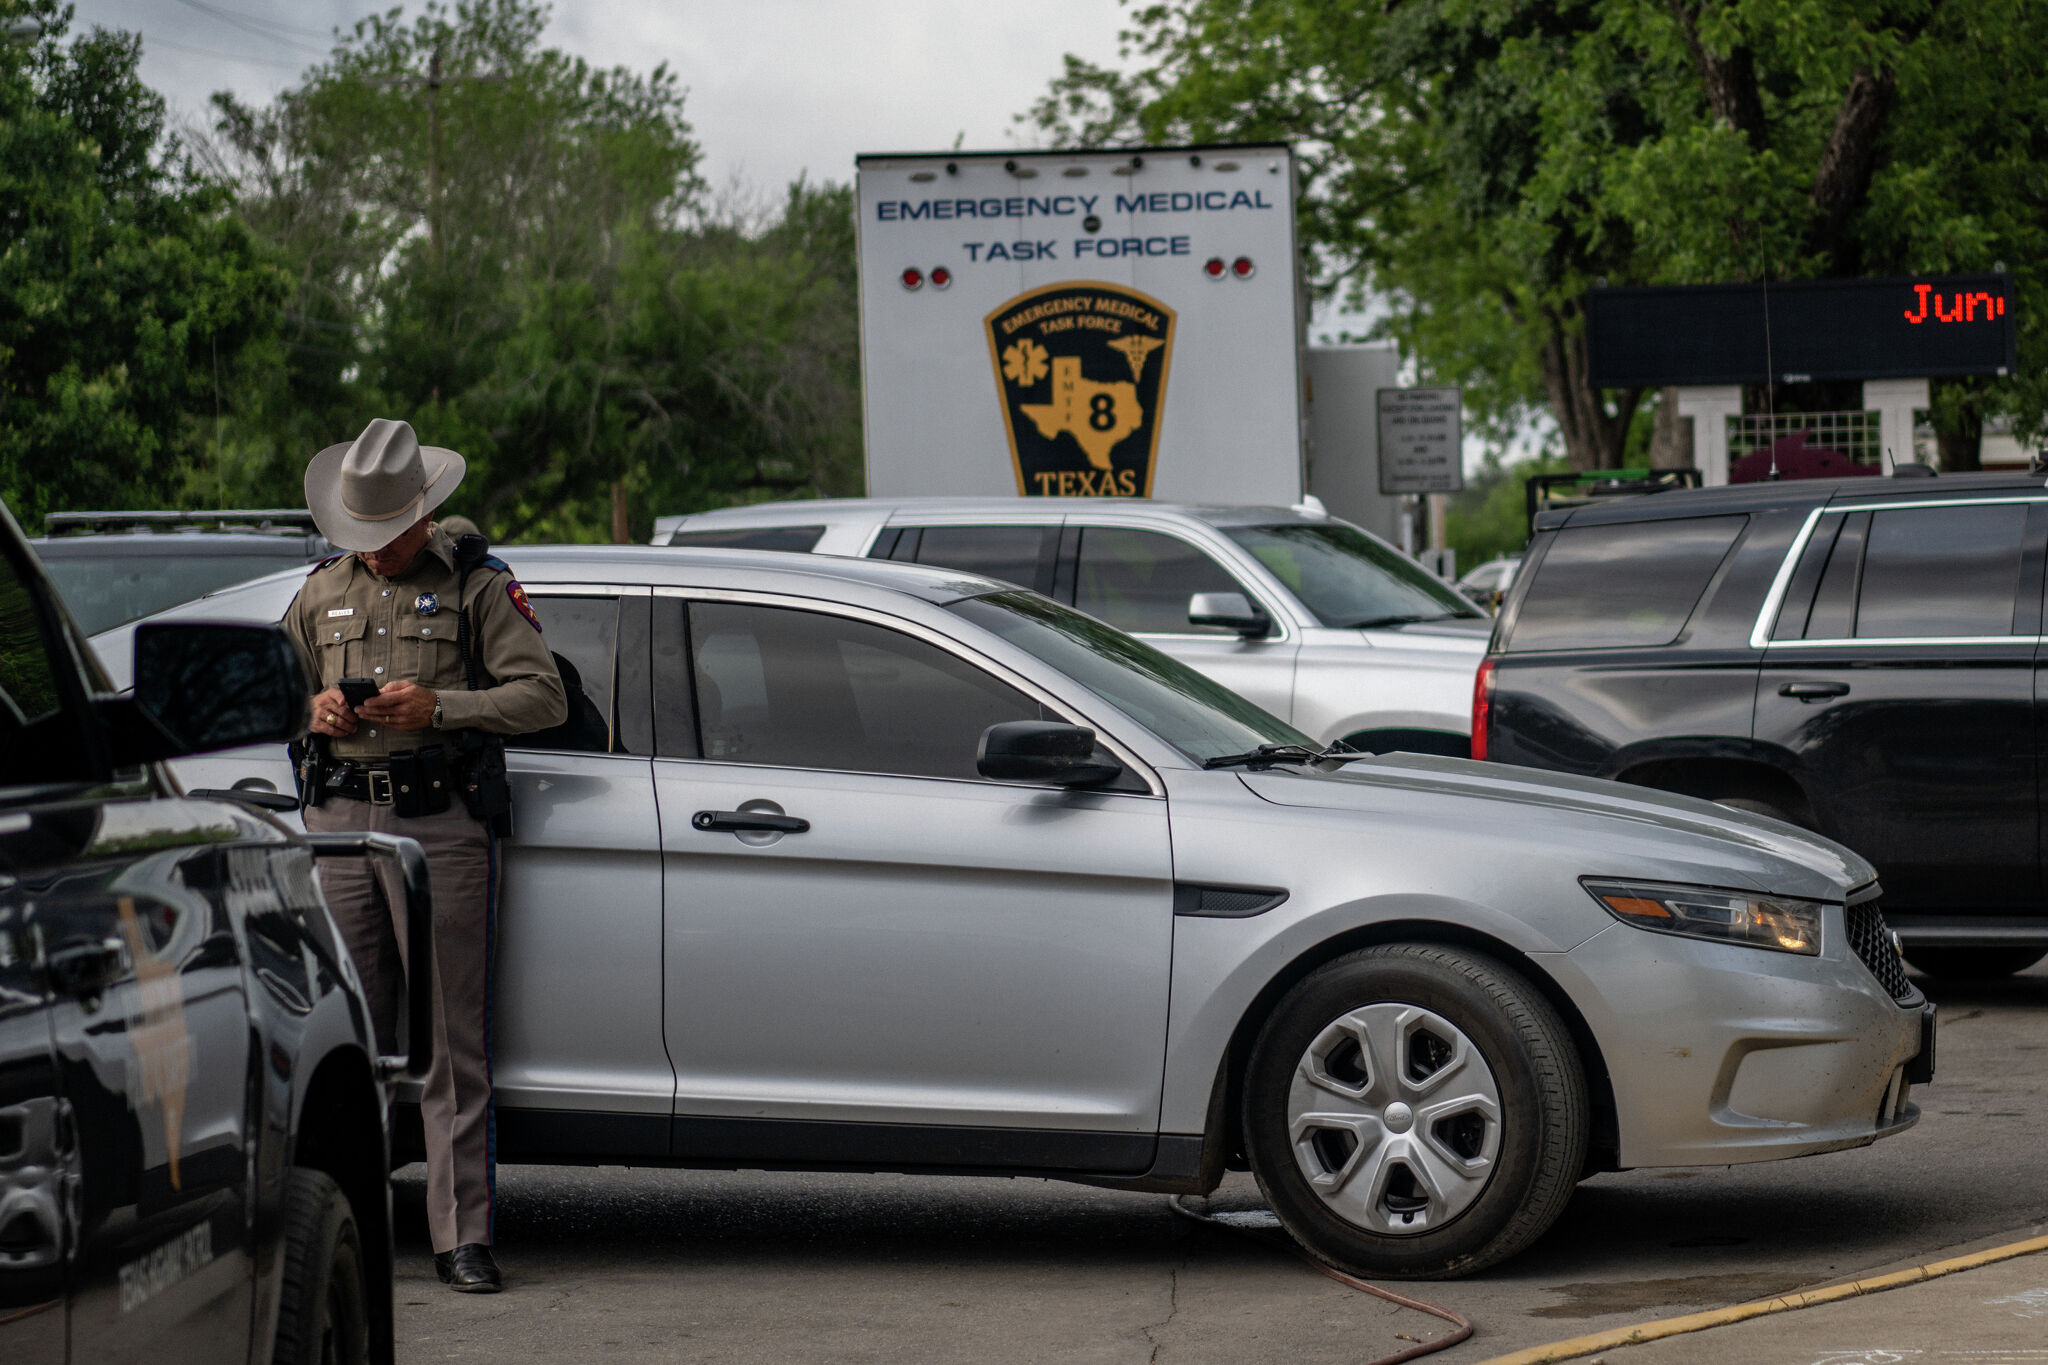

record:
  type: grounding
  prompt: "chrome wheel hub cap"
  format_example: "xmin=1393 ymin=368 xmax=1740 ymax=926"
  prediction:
xmin=1286 ymin=1003 xmax=1502 ymax=1236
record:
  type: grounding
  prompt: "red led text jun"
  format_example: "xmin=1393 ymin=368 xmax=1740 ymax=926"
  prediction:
xmin=1904 ymin=283 xmax=2005 ymax=324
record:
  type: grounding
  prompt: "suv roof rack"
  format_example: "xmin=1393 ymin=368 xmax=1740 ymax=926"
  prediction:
xmin=1524 ymin=469 xmax=1702 ymax=539
xmin=42 ymin=509 xmax=321 ymax=537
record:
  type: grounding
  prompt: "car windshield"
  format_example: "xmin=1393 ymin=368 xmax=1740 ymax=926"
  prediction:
xmin=1223 ymin=522 xmax=1482 ymax=628
xmin=948 ymin=590 xmax=1312 ymax=764
xmin=39 ymin=548 xmax=311 ymax=635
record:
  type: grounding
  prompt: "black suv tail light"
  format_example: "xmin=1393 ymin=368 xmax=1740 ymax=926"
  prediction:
xmin=1471 ymin=658 xmax=1496 ymax=762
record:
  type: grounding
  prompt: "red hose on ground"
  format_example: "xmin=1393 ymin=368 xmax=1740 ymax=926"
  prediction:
xmin=1167 ymin=1195 xmax=1475 ymax=1365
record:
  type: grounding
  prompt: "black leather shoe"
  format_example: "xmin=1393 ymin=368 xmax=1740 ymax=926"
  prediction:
xmin=434 ymin=1243 xmax=502 ymax=1293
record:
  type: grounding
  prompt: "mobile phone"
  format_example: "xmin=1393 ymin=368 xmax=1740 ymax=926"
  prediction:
xmin=337 ymin=677 xmax=379 ymax=709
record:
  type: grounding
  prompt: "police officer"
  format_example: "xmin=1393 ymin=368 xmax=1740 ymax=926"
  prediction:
xmin=286 ymin=418 xmax=566 ymax=1293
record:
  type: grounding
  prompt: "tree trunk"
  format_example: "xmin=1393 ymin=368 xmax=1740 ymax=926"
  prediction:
xmin=1667 ymin=2 xmax=1768 ymax=148
xmin=611 ymin=479 xmax=631 ymax=543
xmin=1648 ymin=387 xmax=1694 ymax=469
xmin=1538 ymin=315 xmax=1641 ymax=471
xmin=1805 ymin=65 xmax=1897 ymax=268
xmin=1936 ymin=412 xmax=1983 ymax=472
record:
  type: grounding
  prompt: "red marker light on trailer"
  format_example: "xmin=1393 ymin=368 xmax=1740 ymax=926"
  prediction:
xmin=1232 ymin=256 xmax=1256 ymax=279
xmin=1203 ymin=257 xmax=1227 ymax=279
xmin=929 ymin=266 xmax=952 ymax=289
xmin=901 ymin=267 xmax=923 ymax=290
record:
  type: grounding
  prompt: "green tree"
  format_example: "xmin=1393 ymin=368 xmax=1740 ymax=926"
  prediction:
xmin=1030 ymin=1 xmax=2048 ymax=470
xmin=0 ymin=0 xmax=288 ymax=522
xmin=205 ymin=0 xmax=861 ymax=542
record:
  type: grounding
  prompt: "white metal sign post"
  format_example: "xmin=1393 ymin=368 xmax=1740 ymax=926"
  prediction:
xmin=1376 ymin=387 xmax=1464 ymax=495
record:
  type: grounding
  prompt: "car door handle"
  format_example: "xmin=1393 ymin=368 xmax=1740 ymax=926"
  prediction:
xmin=1779 ymin=681 xmax=1851 ymax=701
xmin=692 ymin=810 xmax=810 ymax=834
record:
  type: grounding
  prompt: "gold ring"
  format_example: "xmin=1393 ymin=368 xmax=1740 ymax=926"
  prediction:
xmin=325 ymin=712 xmax=337 ymax=724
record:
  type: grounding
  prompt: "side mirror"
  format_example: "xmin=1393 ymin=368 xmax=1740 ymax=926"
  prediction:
xmin=102 ymin=621 xmax=310 ymax=766
xmin=1188 ymin=591 xmax=1272 ymax=638
xmin=977 ymin=721 xmax=1124 ymax=788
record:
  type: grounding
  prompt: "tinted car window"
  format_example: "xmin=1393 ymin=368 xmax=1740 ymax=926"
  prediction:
xmin=515 ymin=595 xmax=618 ymax=752
xmin=1224 ymin=522 xmax=1481 ymax=627
xmin=1506 ymin=516 xmax=1746 ymax=651
xmin=0 ymin=552 xmax=88 ymax=785
xmin=665 ymin=526 xmax=825 ymax=553
xmin=896 ymin=525 xmax=1059 ymax=595
xmin=1075 ymin=528 xmax=1248 ymax=635
xmin=688 ymin=602 xmax=1047 ymax=780
xmin=1854 ymin=503 xmax=2027 ymax=639
xmin=40 ymin=546 xmax=314 ymax=635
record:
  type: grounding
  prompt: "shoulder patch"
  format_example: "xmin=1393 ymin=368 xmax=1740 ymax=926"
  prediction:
xmin=307 ymin=552 xmax=347 ymax=576
xmin=506 ymin=580 xmax=543 ymax=631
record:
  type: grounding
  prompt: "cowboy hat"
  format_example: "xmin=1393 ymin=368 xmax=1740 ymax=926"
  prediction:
xmin=305 ymin=418 xmax=466 ymax=551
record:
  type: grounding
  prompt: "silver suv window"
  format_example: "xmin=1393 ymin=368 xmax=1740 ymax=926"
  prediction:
xmin=1075 ymin=527 xmax=1250 ymax=635
xmin=1222 ymin=522 xmax=1481 ymax=628
xmin=950 ymin=590 xmax=1309 ymax=763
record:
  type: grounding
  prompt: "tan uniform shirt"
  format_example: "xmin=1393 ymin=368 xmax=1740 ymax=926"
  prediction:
xmin=284 ymin=527 xmax=567 ymax=761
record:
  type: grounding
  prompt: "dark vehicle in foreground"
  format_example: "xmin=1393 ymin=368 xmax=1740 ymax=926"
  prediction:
xmin=1478 ymin=469 xmax=2048 ymax=979
xmin=31 ymin=510 xmax=330 ymax=636
xmin=0 ymin=500 xmax=426 ymax=1362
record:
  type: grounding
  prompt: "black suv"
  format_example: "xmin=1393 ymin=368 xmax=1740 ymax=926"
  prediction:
xmin=0 ymin=499 xmax=427 ymax=1362
xmin=32 ymin=510 xmax=331 ymax=636
xmin=1478 ymin=470 xmax=2048 ymax=980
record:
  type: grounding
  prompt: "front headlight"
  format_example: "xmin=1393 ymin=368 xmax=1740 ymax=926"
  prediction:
xmin=1581 ymin=878 xmax=1825 ymax=956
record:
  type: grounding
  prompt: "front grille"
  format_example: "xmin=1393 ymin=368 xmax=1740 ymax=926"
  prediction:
xmin=1846 ymin=899 xmax=1920 ymax=1004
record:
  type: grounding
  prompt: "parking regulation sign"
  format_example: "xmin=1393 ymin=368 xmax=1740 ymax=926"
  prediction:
xmin=1377 ymin=387 xmax=1463 ymax=494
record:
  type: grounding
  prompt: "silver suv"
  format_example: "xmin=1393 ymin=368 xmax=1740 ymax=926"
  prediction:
xmin=652 ymin=499 xmax=1490 ymax=757
xmin=100 ymin=547 xmax=1929 ymax=1278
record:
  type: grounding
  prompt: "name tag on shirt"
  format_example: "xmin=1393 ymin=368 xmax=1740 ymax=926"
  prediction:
xmin=326 ymin=608 xmax=356 ymax=618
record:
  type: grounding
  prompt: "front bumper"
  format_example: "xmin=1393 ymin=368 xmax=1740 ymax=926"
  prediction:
xmin=1557 ymin=914 xmax=1931 ymax=1168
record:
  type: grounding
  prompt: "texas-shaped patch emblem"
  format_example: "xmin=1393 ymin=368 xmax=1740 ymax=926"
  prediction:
xmin=507 ymin=581 xmax=542 ymax=631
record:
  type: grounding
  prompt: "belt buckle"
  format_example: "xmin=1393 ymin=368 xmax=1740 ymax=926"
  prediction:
xmin=367 ymin=770 xmax=394 ymax=806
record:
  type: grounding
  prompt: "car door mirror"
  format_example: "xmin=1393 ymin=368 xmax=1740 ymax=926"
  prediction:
xmin=977 ymin=721 xmax=1125 ymax=787
xmin=101 ymin=621 xmax=310 ymax=766
xmin=1188 ymin=591 xmax=1272 ymax=638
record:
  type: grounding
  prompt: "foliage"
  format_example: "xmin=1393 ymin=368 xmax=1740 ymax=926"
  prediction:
xmin=1028 ymin=1 xmax=2048 ymax=469
xmin=1446 ymin=450 xmax=1567 ymax=568
xmin=0 ymin=0 xmax=289 ymax=525
xmin=201 ymin=0 xmax=861 ymax=542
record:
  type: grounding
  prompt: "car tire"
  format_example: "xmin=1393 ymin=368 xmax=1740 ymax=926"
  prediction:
xmin=271 ymin=1167 xmax=370 ymax=1365
xmin=1243 ymin=944 xmax=1587 ymax=1279
xmin=1901 ymin=946 xmax=2048 ymax=980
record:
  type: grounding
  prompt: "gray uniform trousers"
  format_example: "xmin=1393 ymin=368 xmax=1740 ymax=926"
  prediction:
xmin=307 ymin=795 xmax=497 ymax=1252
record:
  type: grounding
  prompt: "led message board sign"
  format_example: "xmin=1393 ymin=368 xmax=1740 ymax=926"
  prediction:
xmin=1585 ymin=274 xmax=2016 ymax=388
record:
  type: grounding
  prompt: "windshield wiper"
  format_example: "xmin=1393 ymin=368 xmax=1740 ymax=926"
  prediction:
xmin=1202 ymin=743 xmax=1379 ymax=771
xmin=1339 ymin=612 xmax=1458 ymax=629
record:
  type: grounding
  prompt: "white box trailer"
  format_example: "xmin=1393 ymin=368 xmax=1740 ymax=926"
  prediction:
xmin=855 ymin=144 xmax=1306 ymax=505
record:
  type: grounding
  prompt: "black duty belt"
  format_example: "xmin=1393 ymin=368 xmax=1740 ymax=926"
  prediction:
xmin=326 ymin=749 xmax=448 ymax=807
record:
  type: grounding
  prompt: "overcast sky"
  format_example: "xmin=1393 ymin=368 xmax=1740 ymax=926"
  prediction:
xmin=71 ymin=0 xmax=1129 ymax=195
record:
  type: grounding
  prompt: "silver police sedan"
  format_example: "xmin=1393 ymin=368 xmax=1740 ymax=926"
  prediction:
xmin=95 ymin=547 xmax=1932 ymax=1278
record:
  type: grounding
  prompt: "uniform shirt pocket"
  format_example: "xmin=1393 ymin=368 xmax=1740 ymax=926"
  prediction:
xmin=397 ymin=615 xmax=463 ymax=688
xmin=316 ymin=615 xmax=369 ymax=683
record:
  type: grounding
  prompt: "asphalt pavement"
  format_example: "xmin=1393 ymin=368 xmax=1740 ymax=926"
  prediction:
xmin=390 ymin=959 xmax=2048 ymax=1363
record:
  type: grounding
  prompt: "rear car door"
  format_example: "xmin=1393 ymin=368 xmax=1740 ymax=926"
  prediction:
xmin=651 ymin=590 xmax=1174 ymax=1172
xmin=494 ymin=586 xmax=671 ymax=1153
xmin=1753 ymin=495 xmax=2046 ymax=920
xmin=1068 ymin=524 xmax=1299 ymax=722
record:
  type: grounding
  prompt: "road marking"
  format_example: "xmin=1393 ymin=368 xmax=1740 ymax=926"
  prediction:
xmin=1476 ymin=1234 xmax=2048 ymax=1365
